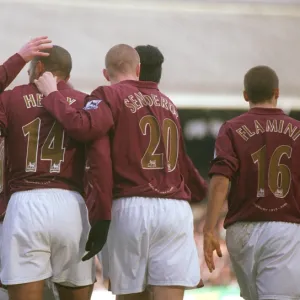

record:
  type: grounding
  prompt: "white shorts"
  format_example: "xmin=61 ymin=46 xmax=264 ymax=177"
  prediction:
xmin=0 ymin=222 xmax=59 ymax=300
xmin=105 ymin=197 xmax=200 ymax=295
xmin=0 ymin=189 xmax=95 ymax=286
xmin=226 ymin=222 xmax=300 ymax=300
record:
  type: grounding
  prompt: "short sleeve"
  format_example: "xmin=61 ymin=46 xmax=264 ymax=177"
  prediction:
xmin=209 ymin=122 xmax=239 ymax=180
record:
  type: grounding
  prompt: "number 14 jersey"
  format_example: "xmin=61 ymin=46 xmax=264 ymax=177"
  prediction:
xmin=0 ymin=81 xmax=86 ymax=196
xmin=210 ymin=107 xmax=300 ymax=228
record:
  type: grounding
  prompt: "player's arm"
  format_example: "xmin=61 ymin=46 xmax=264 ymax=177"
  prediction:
xmin=204 ymin=122 xmax=238 ymax=232
xmin=0 ymin=92 xmax=10 ymax=136
xmin=179 ymin=133 xmax=208 ymax=202
xmin=203 ymin=123 xmax=239 ymax=272
xmin=82 ymin=136 xmax=113 ymax=261
xmin=0 ymin=36 xmax=52 ymax=92
xmin=35 ymin=72 xmax=114 ymax=142
xmin=0 ymin=54 xmax=26 ymax=93
xmin=85 ymin=136 xmax=113 ymax=224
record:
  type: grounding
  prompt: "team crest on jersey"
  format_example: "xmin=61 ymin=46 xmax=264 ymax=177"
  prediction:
xmin=84 ymin=100 xmax=102 ymax=110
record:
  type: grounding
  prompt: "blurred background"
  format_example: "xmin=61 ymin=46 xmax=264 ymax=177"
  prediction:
xmin=1 ymin=0 xmax=300 ymax=299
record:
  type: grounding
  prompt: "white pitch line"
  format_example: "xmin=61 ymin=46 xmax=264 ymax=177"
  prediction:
xmin=1 ymin=0 xmax=300 ymax=17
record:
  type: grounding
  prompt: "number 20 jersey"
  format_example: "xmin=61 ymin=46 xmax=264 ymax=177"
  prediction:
xmin=89 ymin=80 xmax=206 ymax=201
xmin=209 ymin=107 xmax=300 ymax=228
xmin=0 ymin=81 xmax=86 ymax=196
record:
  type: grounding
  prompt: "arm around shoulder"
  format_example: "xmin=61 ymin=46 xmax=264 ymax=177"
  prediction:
xmin=42 ymin=90 xmax=114 ymax=142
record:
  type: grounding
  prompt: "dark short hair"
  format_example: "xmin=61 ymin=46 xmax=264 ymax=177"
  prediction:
xmin=244 ymin=66 xmax=279 ymax=104
xmin=135 ymin=45 xmax=164 ymax=83
xmin=32 ymin=45 xmax=72 ymax=79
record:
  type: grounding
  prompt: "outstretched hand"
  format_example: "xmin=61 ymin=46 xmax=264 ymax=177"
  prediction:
xmin=18 ymin=36 xmax=53 ymax=62
xmin=34 ymin=72 xmax=58 ymax=97
xmin=82 ymin=220 xmax=111 ymax=261
xmin=203 ymin=231 xmax=222 ymax=273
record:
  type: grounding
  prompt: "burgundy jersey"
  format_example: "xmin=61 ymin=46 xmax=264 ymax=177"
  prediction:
xmin=84 ymin=135 xmax=113 ymax=223
xmin=42 ymin=80 xmax=207 ymax=202
xmin=0 ymin=81 xmax=86 ymax=196
xmin=209 ymin=107 xmax=300 ymax=228
xmin=0 ymin=53 xmax=26 ymax=92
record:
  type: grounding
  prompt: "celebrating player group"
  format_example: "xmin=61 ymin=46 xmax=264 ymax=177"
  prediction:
xmin=0 ymin=35 xmax=298 ymax=300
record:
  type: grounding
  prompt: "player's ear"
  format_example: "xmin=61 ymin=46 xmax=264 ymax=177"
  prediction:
xmin=243 ymin=91 xmax=249 ymax=102
xmin=274 ymin=88 xmax=279 ymax=99
xmin=36 ymin=61 xmax=45 ymax=79
xmin=136 ymin=63 xmax=141 ymax=79
xmin=103 ymin=69 xmax=110 ymax=82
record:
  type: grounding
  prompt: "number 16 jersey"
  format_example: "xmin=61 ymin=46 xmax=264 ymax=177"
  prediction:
xmin=209 ymin=107 xmax=300 ymax=228
xmin=0 ymin=81 xmax=86 ymax=196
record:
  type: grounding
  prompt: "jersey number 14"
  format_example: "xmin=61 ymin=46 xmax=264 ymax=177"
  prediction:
xmin=22 ymin=118 xmax=65 ymax=173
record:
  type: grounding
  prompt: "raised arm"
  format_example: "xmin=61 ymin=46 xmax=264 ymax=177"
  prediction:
xmin=35 ymin=72 xmax=114 ymax=142
xmin=0 ymin=36 xmax=52 ymax=92
xmin=0 ymin=54 xmax=25 ymax=92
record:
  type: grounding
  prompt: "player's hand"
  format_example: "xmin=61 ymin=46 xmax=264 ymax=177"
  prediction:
xmin=34 ymin=72 xmax=58 ymax=96
xmin=18 ymin=36 xmax=53 ymax=62
xmin=203 ymin=231 xmax=222 ymax=273
xmin=82 ymin=220 xmax=111 ymax=261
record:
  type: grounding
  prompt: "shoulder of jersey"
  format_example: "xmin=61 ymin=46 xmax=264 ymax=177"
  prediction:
xmin=67 ymin=88 xmax=87 ymax=98
xmin=12 ymin=83 xmax=34 ymax=91
xmin=228 ymin=112 xmax=250 ymax=123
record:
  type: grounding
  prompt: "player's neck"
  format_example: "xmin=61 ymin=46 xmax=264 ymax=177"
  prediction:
xmin=249 ymin=102 xmax=277 ymax=109
xmin=110 ymin=74 xmax=138 ymax=85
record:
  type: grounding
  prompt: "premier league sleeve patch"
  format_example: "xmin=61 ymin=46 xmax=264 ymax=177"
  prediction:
xmin=84 ymin=100 xmax=102 ymax=110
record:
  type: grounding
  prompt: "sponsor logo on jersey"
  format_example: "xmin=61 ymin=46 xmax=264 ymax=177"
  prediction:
xmin=84 ymin=100 xmax=102 ymax=110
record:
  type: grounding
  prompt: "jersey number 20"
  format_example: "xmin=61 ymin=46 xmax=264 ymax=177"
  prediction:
xmin=139 ymin=115 xmax=179 ymax=172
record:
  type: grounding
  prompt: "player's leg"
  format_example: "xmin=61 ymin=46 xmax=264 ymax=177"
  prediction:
xmin=226 ymin=222 xmax=260 ymax=300
xmin=116 ymin=290 xmax=150 ymax=300
xmin=1 ymin=191 xmax=54 ymax=300
xmin=0 ymin=281 xmax=56 ymax=300
xmin=151 ymin=286 xmax=184 ymax=300
xmin=7 ymin=282 xmax=45 ymax=300
xmin=50 ymin=189 xmax=95 ymax=300
xmin=55 ymin=284 xmax=93 ymax=300
xmin=147 ymin=199 xmax=200 ymax=300
xmin=255 ymin=222 xmax=300 ymax=300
